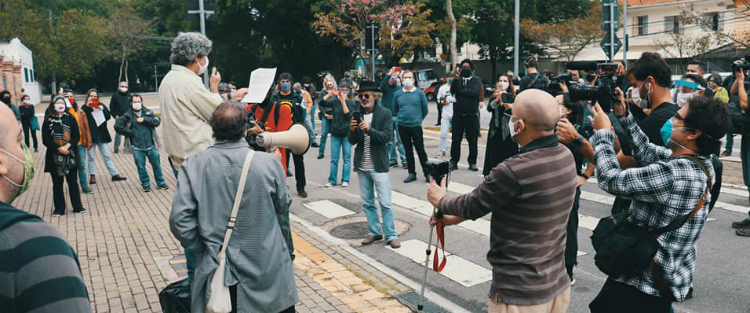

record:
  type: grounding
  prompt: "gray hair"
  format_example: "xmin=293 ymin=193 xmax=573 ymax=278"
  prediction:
xmin=170 ymin=32 xmax=212 ymax=66
xmin=293 ymin=82 xmax=302 ymax=93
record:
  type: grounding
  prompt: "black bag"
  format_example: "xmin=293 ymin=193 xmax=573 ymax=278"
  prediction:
xmin=159 ymin=279 xmax=191 ymax=313
xmin=591 ymin=157 xmax=711 ymax=278
xmin=727 ymin=95 xmax=750 ymax=134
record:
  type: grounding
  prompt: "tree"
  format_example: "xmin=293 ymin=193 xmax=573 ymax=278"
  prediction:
xmin=654 ymin=30 xmax=715 ymax=70
xmin=105 ymin=7 xmax=153 ymax=86
xmin=446 ymin=0 xmax=457 ymax=71
xmin=681 ymin=4 xmax=750 ymax=51
xmin=471 ymin=0 xmax=512 ymax=81
xmin=520 ymin=6 xmax=604 ymax=62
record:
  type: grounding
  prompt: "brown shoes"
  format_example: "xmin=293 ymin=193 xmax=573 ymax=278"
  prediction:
xmin=361 ymin=235 xmax=383 ymax=245
xmin=89 ymin=175 xmax=96 ymax=184
xmin=112 ymin=174 xmax=127 ymax=181
xmin=387 ymin=239 xmax=401 ymax=249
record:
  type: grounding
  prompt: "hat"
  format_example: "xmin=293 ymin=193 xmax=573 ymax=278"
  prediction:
xmin=358 ymin=80 xmax=379 ymax=92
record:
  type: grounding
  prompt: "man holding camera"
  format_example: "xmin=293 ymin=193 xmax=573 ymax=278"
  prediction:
xmin=348 ymin=81 xmax=400 ymax=248
xmin=587 ymin=84 xmax=728 ymax=311
xmin=428 ymin=89 xmax=576 ymax=313
xmin=728 ymin=66 xmax=750 ymax=237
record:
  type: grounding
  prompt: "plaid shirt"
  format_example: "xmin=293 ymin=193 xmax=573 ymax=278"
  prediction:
xmin=590 ymin=114 xmax=714 ymax=302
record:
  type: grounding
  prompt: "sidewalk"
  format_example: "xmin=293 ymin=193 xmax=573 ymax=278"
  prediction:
xmin=12 ymin=142 xmax=415 ymax=313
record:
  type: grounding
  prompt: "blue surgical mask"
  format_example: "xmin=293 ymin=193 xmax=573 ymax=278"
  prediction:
xmin=280 ymin=82 xmax=292 ymax=91
xmin=660 ymin=119 xmax=673 ymax=147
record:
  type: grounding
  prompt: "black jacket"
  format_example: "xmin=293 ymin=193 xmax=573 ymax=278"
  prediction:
xmin=450 ymin=76 xmax=482 ymax=116
xmin=114 ymin=108 xmax=161 ymax=149
xmin=348 ymin=104 xmax=392 ymax=173
xmin=42 ymin=113 xmax=80 ymax=173
xmin=81 ymin=104 xmax=113 ymax=144
xmin=110 ymin=92 xmax=131 ymax=117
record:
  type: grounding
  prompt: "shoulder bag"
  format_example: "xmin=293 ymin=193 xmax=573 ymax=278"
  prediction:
xmin=206 ymin=150 xmax=255 ymax=313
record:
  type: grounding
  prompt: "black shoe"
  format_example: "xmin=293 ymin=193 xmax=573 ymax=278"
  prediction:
xmin=468 ymin=164 xmax=479 ymax=172
xmin=297 ymin=188 xmax=308 ymax=198
xmin=389 ymin=162 xmax=398 ymax=168
xmin=736 ymin=227 xmax=750 ymax=237
xmin=732 ymin=218 xmax=750 ymax=229
xmin=685 ymin=287 xmax=694 ymax=299
xmin=424 ymin=173 xmax=430 ymax=183
xmin=311 ymin=142 xmax=319 ymax=148
xmin=74 ymin=208 xmax=87 ymax=214
xmin=52 ymin=212 xmax=64 ymax=217
xmin=112 ymin=174 xmax=127 ymax=181
xmin=287 ymin=170 xmax=293 ymax=177
xmin=317 ymin=154 xmax=324 ymax=159
xmin=449 ymin=162 xmax=458 ymax=171
xmin=434 ymin=123 xmax=441 ymax=126
xmin=722 ymin=150 xmax=732 ymax=157
xmin=403 ymin=173 xmax=417 ymax=183
xmin=114 ymin=150 xmax=119 ymax=154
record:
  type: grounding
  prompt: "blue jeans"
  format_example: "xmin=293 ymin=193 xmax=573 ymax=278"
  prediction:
xmin=132 ymin=147 xmax=166 ymax=189
xmin=76 ymin=145 xmax=89 ymax=189
xmin=319 ymin=118 xmax=331 ymax=156
xmin=328 ymin=135 xmax=352 ymax=184
xmin=388 ymin=118 xmax=407 ymax=164
xmin=439 ymin=115 xmax=453 ymax=154
xmin=87 ymin=142 xmax=120 ymax=176
xmin=169 ymin=159 xmax=196 ymax=284
xmin=309 ymin=103 xmax=318 ymax=141
xmin=358 ymin=170 xmax=398 ymax=241
xmin=726 ymin=134 xmax=734 ymax=151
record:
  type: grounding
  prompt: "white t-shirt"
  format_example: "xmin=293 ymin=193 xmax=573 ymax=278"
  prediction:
xmin=437 ymin=84 xmax=454 ymax=118
xmin=359 ymin=112 xmax=375 ymax=172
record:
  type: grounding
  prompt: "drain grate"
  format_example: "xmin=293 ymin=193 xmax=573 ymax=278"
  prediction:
xmin=329 ymin=222 xmax=370 ymax=239
xmin=397 ymin=291 xmax=452 ymax=313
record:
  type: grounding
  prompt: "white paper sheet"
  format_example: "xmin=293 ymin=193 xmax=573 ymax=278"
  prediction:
xmin=241 ymin=68 xmax=277 ymax=103
xmin=91 ymin=108 xmax=106 ymax=127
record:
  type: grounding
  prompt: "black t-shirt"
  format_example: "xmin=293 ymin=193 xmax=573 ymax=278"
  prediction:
xmin=519 ymin=73 xmax=549 ymax=92
xmin=639 ymin=102 xmax=679 ymax=147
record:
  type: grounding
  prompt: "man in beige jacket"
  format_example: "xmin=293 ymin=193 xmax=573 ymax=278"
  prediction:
xmin=159 ymin=32 xmax=248 ymax=172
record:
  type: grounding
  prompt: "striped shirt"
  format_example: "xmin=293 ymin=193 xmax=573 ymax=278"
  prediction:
xmin=359 ymin=113 xmax=375 ymax=171
xmin=439 ymin=135 xmax=577 ymax=305
xmin=0 ymin=202 xmax=91 ymax=313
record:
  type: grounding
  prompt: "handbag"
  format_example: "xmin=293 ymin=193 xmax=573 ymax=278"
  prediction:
xmin=159 ymin=279 xmax=191 ymax=313
xmin=591 ymin=157 xmax=711 ymax=280
xmin=30 ymin=116 xmax=40 ymax=131
xmin=206 ymin=150 xmax=255 ymax=313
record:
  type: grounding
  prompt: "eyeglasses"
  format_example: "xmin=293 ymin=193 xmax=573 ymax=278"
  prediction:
xmin=504 ymin=112 xmax=522 ymax=122
xmin=673 ymin=112 xmax=686 ymax=121
xmin=360 ymin=94 xmax=372 ymax=99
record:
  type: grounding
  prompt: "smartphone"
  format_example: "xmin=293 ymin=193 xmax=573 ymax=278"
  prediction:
xmin=394 ymin=66 xmax=402 ymax=73
xmin=338 ymin=90 xmax=342 ymax=97
xmin=501 ymin=93 xmax=514 ymax=104
xmin=352 ymin=111 xmax=361 ymax=125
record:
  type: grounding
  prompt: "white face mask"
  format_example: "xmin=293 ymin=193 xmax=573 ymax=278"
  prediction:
xmin=403 ymin=78 xmax=415 ymax=88
xmin=501 ymin=82 xmax=509 ymax=91
xmin=197 ymin=56 xmax=209 ymax=75
xmin=508 ymin=118 xmax=521 ymax=141
xmin=54 ymin=102 xmax=66 ymax=113
xmin=23 ymin=99 xmax=32 ymax=104
xmin=119 ymin=87 xmax=128 ymax=93
xmin=132 ymin=102 xmax=143 ymax=111
xmin=676 ymin=91 xmax=697 ymax=107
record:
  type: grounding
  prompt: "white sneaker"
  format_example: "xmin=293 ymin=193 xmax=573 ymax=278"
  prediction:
xmin=570 ymin=278 xmax=576 ymax=286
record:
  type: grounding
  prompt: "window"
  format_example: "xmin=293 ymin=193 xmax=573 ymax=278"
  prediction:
xmin=665 ymin=16 xmax=680 ymax=34
xmin=703 ymin=12 xmax=720 ymax=31
xmin=24 ymin=68 xmax=29 ymax=83
xmin=637 ymin=16 xmax=648 ymax=35
xmin=30 ymin=69 xmax=34 ymax=82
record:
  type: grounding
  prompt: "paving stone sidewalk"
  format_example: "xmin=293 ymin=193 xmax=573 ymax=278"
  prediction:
xmin=12 ymin=141 xmax=415 ymax=313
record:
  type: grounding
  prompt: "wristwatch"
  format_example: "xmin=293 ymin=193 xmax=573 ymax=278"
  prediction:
xmin=573 ymin=135 xmax=585 ymax=147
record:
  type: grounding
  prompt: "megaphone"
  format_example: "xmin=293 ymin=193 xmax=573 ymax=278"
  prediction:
xmin=255 ymin=124 xmax=311 ymax=155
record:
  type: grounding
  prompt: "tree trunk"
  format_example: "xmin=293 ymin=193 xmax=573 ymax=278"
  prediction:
xmin=51 ymin=73 xmax=57 ymax=96
xmin=125 ymin=60 xmax=129 ymax=85
xmin=118 ymin=47 xmax=126 ymax=85
xmin=446 ymin=0 xmax=458 ymax=71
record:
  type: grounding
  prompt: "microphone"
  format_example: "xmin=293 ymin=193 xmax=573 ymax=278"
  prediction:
xmin=566 ymin=61 xmax=599 ymax=71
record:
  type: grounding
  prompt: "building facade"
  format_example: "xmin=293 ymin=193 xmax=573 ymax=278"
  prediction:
xmin=0 ymin=38 xmax=41 ymax=105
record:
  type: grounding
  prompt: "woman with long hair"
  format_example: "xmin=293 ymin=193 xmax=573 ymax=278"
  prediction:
xmin=81 ymin=89 xmax=126 ymax=184
xmin=483 ymin=75 xmax=518 ymax=176
xmin=42 ymin=96 xmax=86 ymax=216
xmin=66 ymin=91 xmax=94 ymax=193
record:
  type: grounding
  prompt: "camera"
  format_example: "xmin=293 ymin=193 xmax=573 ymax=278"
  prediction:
xmin=245 ymin=113 xmax=267 ymax=151
xmin=425 ymin=160 xmax=450 ymax=185
xmin=548 ymin=73 xmax=573 ymax=94
xmin=568 ymin=63 xmax=620 ymax=112
xmin=352 ymin=111 xmax=361 ymax=126
xmin=501 ymin=93 xmax=514 ymax=104
xmin=732 ymin=59 xmax=750 ymax=72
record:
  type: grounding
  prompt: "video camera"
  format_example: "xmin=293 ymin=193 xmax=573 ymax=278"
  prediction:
xmin=732 ymin=58 xmax=750 ymax=72
xmin=566 ymin=62 xmax=620 ymax=112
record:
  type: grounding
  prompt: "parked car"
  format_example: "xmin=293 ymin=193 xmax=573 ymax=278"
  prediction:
xmin=423 ymin=81 xmax=442 ymax=101
xmin=416 ymin=69 xmax=438 ymax=89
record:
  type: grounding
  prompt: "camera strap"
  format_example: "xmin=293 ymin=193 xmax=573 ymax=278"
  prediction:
xmin=432 ymin=211 xmax=447 ymax=272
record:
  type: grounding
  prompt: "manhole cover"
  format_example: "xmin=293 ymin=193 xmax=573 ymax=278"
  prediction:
xmin=397 ymin=291 xmax=451 ymax=313
xmin=330 ymin=222 xmax=370 ymax=239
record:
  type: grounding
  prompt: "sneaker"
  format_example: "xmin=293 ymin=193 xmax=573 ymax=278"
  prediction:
xmin=143 ymin=188 xmax=152 ymax=193
xmin=389 ymin=162 xmax=399 ymax=168
xmin=325 ymin=182 xmax=334 ymax=187
xmin=90 ymin=175 xmax=97 ymax=184
xmin=570 ymin=278 xmax=576 ymax=286
xmin=82 ymin=187 xmax=93 ymax=194
xmin=361 ymin=235 xmax=383 ymax=245
xmin=157 ymin=185 xmax=169 ymax=190
xmin=732 ymin=218 xmax=750 ymax=229
xmin=74 ymin=209 xmax=87 ymax=214
xmin=297 ymin=188 xmax=308 ymax=198
xmin=52 ymin=213 xmax=64 ymax=217
xmin=317 ymin=154 xmax=324 ymax=159
xmin=311 ymin=142 xmax=319 ymax=148
xmin=403 ymin=173 xmax=417 ymax=183
xmin=722 ymin=150 xmax=732 ymax=157
xmin=736 ymin=227 xmax=750 ymax=237
xmin=112 ymin=174 xmax=127 ymax=181
xmin=342 ymin=182 xmax=349 ymax=187
xmin=387 ymin=239 xmax=401 ymax=249
xmin=468 ymin=164 xmax=479 ymax=172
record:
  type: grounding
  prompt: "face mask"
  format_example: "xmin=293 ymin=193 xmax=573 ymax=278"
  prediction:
xmin=54 ymin=102 xmax=66 ymax=113
xmin=586 ymin=74 xmax=597 ymax=82
xmin=280 ymin=82 xmax=292 ymax=91
xmin=67 ymin=96 xmax=75 ymax=104
xmin=637 ymin=79 xmax=652 ymax=109
xmin=501 ymin=82 xmax=509 ymax=90
xmin=0 ymin=144 xmax=35 ymax=197
xmin=304 ymin=84 xmax=310 ymax=88
xmin=119 ymin=87 xmax=128 ymax=93
xmin=676 ymin=91 xmax=698 ymax=107
xmin=132 ymin=102 xmax=142 ymax=111
xmin=23 ymin=99 xmax=32 ymax=104
xmin=660 ymin=119 xmax=673 ymax=147
xmin=508 ymin=118 xmax=522 ymax=141
xmin=1 ymin=97 xmax=10 ymax=104
xmin=403 ymin=79 xmax=415 ymax=88
xmin=89 ymin=98 xmax=100 ymax=107
xmin=197 ymin=56 xmax=209 ymax=75
xmin=461 ymin=68 xmax=472 ymax=78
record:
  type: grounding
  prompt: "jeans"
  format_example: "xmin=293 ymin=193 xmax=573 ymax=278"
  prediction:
xmin=328 ymin=135 xmax=352 ymax=184
xmin=76 ymin=145 xmax=89 ymax=189
xmin=398 ymin=125 xmax=429 ymax=176
xmin=51 ymin=169 xmax=85 ymax=214
xmin=439 ymin=115 xmax=453 ymax=154
xmin=169 ymin=159 xmax=196 ymax=284
xmin=726 ymin=133 xmax=734 ymax=151
xmin=309 ymin=103 xmax=318 ymax=142
xmin=21 ymin=121 xmax=38 ymax=150
xmin=450 ymin=115 xmax=479 ymax=166
xmin=388 ymin=118 xmax=407 ymax=164
xmin=132 ymin=147 xmax=166 ymax=189
xmin=87 ymin=142 xmax=120 ymax=176
xmin=319 ymin=118 xmax=331 ymax=156
xmin=113 ymin=120 xmax=122 ymax=152
xmin=358 ymin=170 xmax=398 ymax=241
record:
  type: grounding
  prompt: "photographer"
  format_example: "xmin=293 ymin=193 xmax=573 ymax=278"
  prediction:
xmin=324 ymin=81 xmax=356 ymax=187
xmin=519 ymin=56 xmax=549 ymax=92
xmin=730 ymin=68 xmax=750 ymax=237
xmin=427 ymin=89 xmax=577 ymax=312
xmin=482 ymin=75 xmax=518 ymax=177
xmin=316 ymin=75 xmax=338 ymax=159
xmin=348 ymin=81 xmax=400 ymax=248
xmin=587 ymin=90 xmax=729 ymax=312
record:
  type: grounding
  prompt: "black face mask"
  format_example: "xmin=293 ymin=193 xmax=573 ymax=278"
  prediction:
xmin=461 ymin=68 xmax=472 ymax=78
xmin=1 ymin=97 xmax=10 ymax=105
xmin=585 ymin=74 xmax=597 ymax=82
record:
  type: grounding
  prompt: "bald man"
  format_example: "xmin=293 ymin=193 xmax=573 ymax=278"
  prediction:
xmin=428 ymin=89 xmax=577 ymax=312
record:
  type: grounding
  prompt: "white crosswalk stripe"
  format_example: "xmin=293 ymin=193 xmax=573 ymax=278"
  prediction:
xmin=390 ymin=190 xmax=491 ymax=236
xmin=386 ymin=239 xmax=493 ymax=287
xmin=303 ymin=200 xmax=355 ymax=219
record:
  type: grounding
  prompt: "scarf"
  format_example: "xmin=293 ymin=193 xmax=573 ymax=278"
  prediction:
xmin=49 ymin=114 xmax=76 ymax=176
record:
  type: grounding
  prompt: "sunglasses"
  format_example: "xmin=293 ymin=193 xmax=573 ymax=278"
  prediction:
xmin=360 ymin=94 xmax=372 ymax=99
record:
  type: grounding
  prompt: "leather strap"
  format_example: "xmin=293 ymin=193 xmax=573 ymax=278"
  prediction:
xmin=218 ymin=150 xmax=255 ymax=259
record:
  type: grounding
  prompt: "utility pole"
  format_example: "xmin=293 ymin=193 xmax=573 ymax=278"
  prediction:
xmin=623 ymin=0 xmax=628 ymax=68
xmin=609 ymin=1 xmax=615 ymax=61
xmin=514 ymin=0 xmax=520 ymax=76
xmin=187 ymin=0 xmax=214 ymax=88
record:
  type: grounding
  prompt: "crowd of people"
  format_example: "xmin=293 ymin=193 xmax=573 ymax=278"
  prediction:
xmin=0 ymin=30 xmax=746 ymax=313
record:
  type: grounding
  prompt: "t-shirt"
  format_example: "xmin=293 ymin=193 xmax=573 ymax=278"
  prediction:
xmin=639 ymin=102 xmax=679 ymax=147
xmin=359 ymin=112 xmax=375 ymax=171
xmin=437 ymin=84 xmax=454 ymax=118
